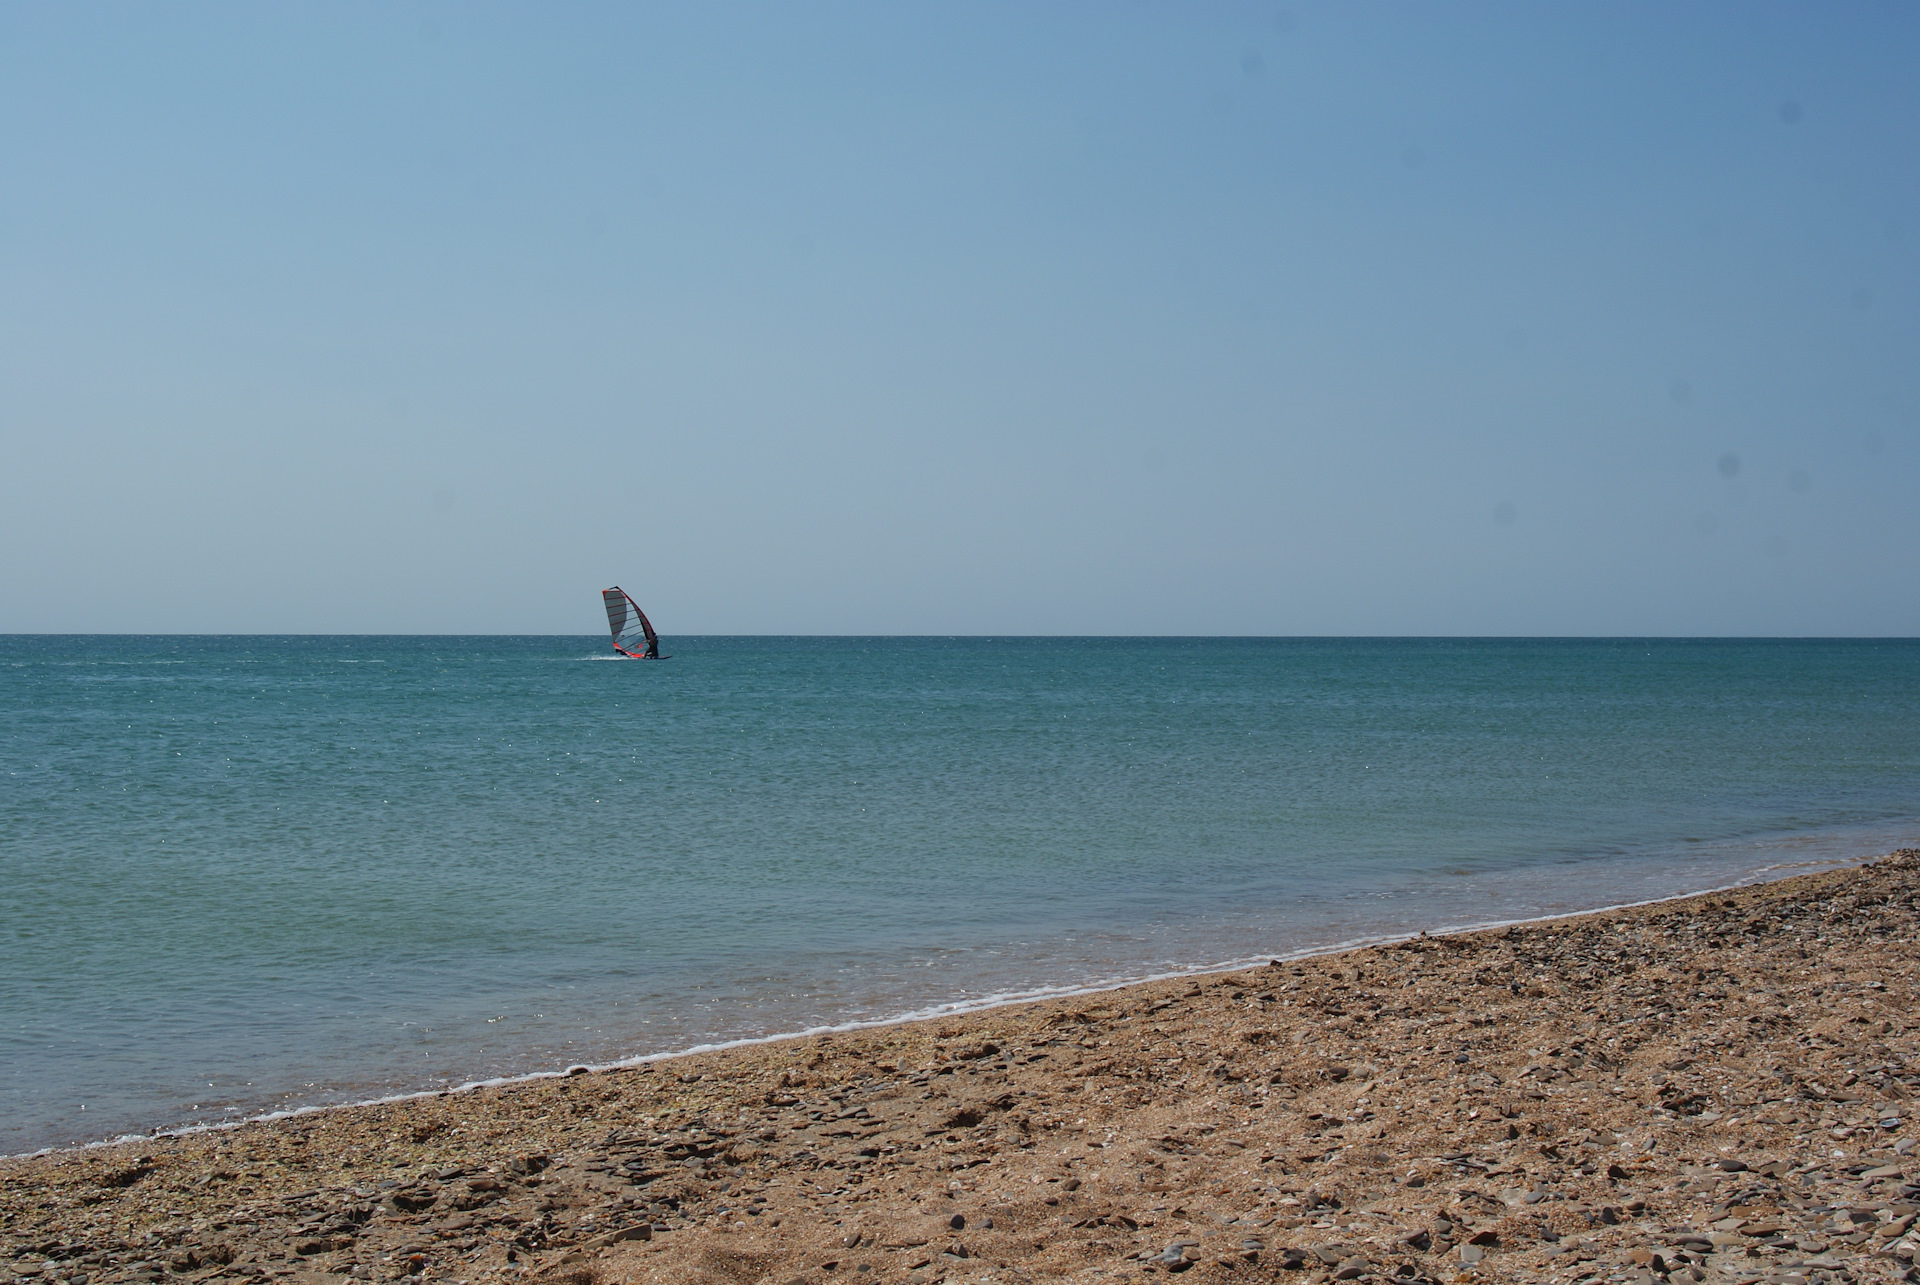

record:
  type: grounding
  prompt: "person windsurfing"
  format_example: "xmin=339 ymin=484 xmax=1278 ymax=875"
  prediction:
xmin=601 ymin=587 xmax=667 ymax=659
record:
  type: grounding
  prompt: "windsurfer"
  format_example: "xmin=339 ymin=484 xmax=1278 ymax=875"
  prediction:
xmin=602 ymin=586 xmax=665 ymax=660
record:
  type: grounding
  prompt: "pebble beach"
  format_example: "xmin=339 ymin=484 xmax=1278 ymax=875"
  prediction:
xmin=5 ymin=852 xmax=1917 ymax=1285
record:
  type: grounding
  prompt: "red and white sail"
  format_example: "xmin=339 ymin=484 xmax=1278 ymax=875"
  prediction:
xmin=601 ymin=587 xmax=659 ymax=658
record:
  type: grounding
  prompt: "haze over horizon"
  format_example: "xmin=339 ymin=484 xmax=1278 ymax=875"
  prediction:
xmin=3 ymin=3 xmax=1916 ymax=636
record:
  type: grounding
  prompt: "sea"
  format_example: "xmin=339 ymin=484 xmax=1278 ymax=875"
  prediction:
xmin=4 ymin=636 xmax=1918 ymax=1156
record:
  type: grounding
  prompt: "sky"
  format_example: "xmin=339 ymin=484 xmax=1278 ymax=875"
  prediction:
xmin=2 ymin=3 xmax=1916 ymax=635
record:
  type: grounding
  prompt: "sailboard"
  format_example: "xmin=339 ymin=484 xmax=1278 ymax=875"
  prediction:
xmin=602 ymin=587 xmax=668 ymax=659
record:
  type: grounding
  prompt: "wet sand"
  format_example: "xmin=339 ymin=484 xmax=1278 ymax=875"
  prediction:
xmin=4 ymin=851 xmax=1917 ymax=1285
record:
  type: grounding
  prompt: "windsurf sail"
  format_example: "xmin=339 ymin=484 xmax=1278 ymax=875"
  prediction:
xmin=602 ymin=587 xmax=660 ymax=659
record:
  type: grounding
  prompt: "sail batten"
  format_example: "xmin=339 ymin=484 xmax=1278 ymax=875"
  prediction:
xmin=601 ymin=587 xmax=660 ymax=659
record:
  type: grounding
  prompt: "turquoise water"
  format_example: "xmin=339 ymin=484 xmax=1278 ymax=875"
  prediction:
xmin=3 ymin=636 xmax=1917 ymax=1154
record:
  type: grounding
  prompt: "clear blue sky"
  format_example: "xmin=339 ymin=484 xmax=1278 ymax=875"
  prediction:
xmin=3 ymin=3 xmax=1915 ymax=634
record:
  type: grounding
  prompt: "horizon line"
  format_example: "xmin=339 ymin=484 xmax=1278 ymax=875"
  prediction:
xmin=4 ymin=633 xmax=1919 ymax=642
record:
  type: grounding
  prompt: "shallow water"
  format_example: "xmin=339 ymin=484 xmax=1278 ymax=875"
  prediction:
xmin=3 ymin=635 xmax=1916 ymax=1154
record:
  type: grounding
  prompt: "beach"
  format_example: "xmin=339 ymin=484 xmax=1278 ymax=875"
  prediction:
xmin=5 ymin=852 xmax=1916 ymax=1285
xmin=8 ymin=8 xmax=1915 ymax=1282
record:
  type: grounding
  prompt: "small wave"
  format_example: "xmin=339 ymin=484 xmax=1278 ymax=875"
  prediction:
xmin=45 ymin=659 xmax=188 ymax=667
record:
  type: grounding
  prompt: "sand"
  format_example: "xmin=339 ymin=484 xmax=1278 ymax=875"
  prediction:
xmin=4 ymin=851 xmax=1918 ymax=1285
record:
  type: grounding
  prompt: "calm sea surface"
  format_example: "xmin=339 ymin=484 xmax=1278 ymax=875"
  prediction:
xmin=4 ymin=636 xmax=1917 ymax=1154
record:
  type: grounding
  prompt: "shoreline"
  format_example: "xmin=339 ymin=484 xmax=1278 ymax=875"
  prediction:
xmin=13 ymin=634 xmax=1920 ymax=1170
xmin=11 ymin=852 xmax=1869 ymax=1165
xmin=5 ymin=851 xmax=1917 ymax=1285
